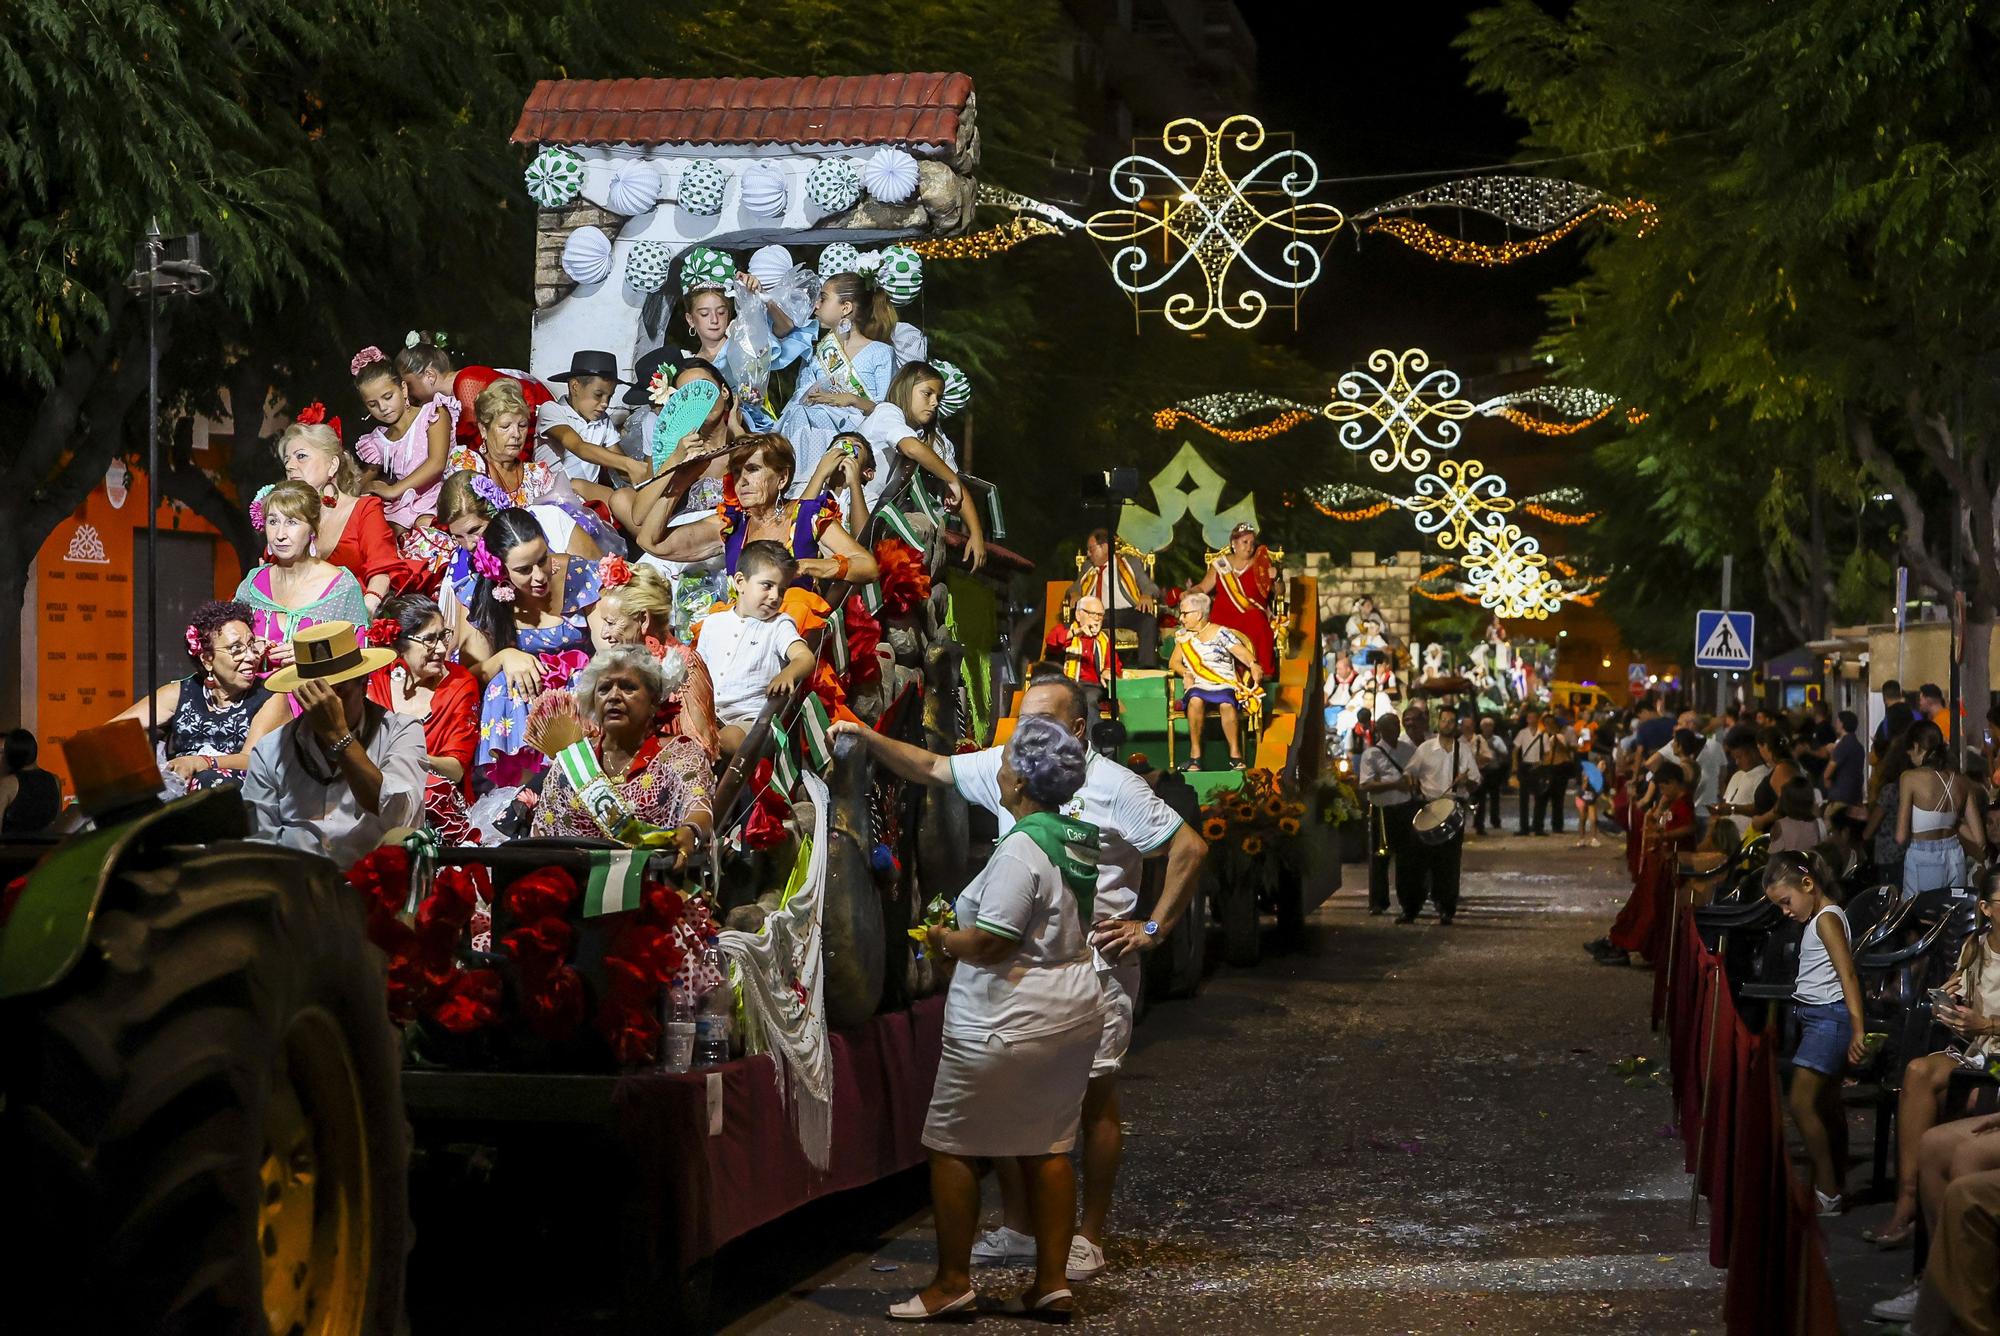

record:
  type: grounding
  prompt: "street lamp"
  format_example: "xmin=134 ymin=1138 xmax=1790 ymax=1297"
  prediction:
xmin=124 ymin=221 xmax=212 ymax=738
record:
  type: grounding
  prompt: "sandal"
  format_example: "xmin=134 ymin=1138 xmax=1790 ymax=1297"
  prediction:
xmin=1174 ymin=760 xmax=1198 ymax=773
xmin=1228 ymin=758 xmax=1248 ymax=770
xmin=888 ymin=1289 xmax=978 ymax=1322
xmin=999 ymin=1288 xmax=1074 ymax=1324
xmin=1862 ymin=1220 xmax=1916 ymax=1250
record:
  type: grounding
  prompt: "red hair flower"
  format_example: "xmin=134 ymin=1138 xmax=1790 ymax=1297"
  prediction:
xmin=367 ymin=617 xmax=403 ymax=648
xmin=294 ymin=400 xmax=344 ymax=439
xmin=597 ymin=554 xmax=632 ymax=590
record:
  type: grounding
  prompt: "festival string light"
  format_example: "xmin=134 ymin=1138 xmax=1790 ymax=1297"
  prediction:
xmin=1086 ymin=115 xmax=1346 ymax=331
xmin=1460 ymin=520 xmax=1564 ymax=620
xmin=1522 ymin=502 xmax=1597 ymax=526
xmin=1323 ymin=348 xmax=1480 ymax=473
xmin=1303 ymin=480 xmax=1400 ymax=521
xmin=1168 ymin=392 xmax=1321 ymax=424
xmin=975 ymin=184 xmax=1085 ymax=231
xmin=1491 ymin=404 xmax=1614 ymax=436
xmin=1153 ymin=407 xmax=1317 ymax=441
xmin=911 ymin=215 xmax=1059 ymax=260
xmin=1354 ymin=175 xmax=1611 ymax=231
xmin=1364 ymin=199 xmax=1654 ymax=267
xmin=1309 ymin=497 xmax=1398 ymax=521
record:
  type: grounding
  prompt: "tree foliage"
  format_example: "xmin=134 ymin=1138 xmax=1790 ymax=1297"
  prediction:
xmin=1459 ymin=0 xmax=2000 ymax=644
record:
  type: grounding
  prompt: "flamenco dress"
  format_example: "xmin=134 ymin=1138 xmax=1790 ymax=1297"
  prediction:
xmin=1206 ymin=549 xmax=1278 ymax=676
xmin=369 ymin=659 xmax=481 ymax=843
xmin=324 ymin=495 xmax=425 ymax=598
xmin=164 ymin=673 xmax=273 ymax=790
xmin=234 ymin=563 xmax=370 ymax=656
xmin=773 ymin=331 xmax=894 ymax=500
xmin=473 ymin=557 xmax=601 ymax=787
xmin=445 ymin=445 xmax=625 ymax=558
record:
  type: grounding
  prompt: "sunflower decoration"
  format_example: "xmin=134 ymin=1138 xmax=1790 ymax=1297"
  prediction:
xmin=1241 ymin=835 xmax=1264 ymax=856
xmin=1261 ymin=795 xmax=1286 ymax=819
xmin=1278 ymin=816 xmax=1302 ymax=836
xmin=1201 ymin=814 xmax=1229 ymax=843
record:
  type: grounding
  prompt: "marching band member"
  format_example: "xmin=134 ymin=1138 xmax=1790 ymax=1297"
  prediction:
xmin=1404 ymin=705 xmax=1479 ymax=926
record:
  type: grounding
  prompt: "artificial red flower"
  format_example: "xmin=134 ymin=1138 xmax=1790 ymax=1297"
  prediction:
xmin=366 ymin=617 xmax=403 ymax=648
xmin=603 ymin=1008 xmax=663 ymax=1066
xmin=522 ymin=964 xmax=587 ymax=1039
xmin=873 ymin=538 xmax=931 ymax=618
xmin=642 ymin=883 xmax=688 ymax=929
xmin=426 ymin=968 xmax=503 ymax=1034
xmin=504 ymin=867 xmax=579 ymax=923
xmin=597 ymin=554 xmax=632 ymax=589
xmin=294 ymin=401 xmax=344 ymax=439
xmin=346 ymin=846 xmax=411 ymax=921
xmin=501 ymin=917 xmax=574 ymax=975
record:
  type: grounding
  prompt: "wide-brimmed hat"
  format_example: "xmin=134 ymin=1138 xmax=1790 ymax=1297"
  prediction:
xmin=265 ymin=621 xmax=395 ymax=694
xmin=623 ymin=346 xmax=682 ymax=406
xmin=548 ymin=349 xmax=628 ymax=385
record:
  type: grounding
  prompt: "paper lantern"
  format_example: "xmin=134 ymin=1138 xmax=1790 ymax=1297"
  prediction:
xmin=933 ymin=359 xmax=971 ymax=417
xmin=606 ymin=162 xmax=662 ymax=217
xmin=863 ymin=147 xmax=919 ymax=205
xmin=626 ymin=241 xmax=675 ymax=294
xmin=819 ymin=242 xmax=863 ymax=277
xmin=559 ymin=226 xmax=613 ymax=286
xmin=680 ymin=245 xmax=734 ymax=295
xmin=806 ymin=157 xmax=861 ymax=213
xmin=525 ymin=147 xmax=585 ymax=208
xmin=739 ymin=162 xmax=789 ymax=218
xmin=875 ymin=244 xmax=924 ymax=306
xmin=747 ymin=245 xmax=794 ymax=288
xmin=677 ymin=159 xmax=726 ymax=216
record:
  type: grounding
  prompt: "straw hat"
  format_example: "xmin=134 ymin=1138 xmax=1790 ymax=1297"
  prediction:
xmin=265 ymin=621 xmax=395 ymax=693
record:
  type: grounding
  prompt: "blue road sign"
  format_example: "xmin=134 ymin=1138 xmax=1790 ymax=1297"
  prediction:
xmin=1694 ymin=609 xmax=1754 ymax=671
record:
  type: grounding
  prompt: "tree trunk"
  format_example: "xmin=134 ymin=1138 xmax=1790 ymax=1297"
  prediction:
xmin=1964 ymin=618 xmax=1994 ymax=764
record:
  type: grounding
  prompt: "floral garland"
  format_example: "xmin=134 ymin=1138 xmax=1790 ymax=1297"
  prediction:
xmin=346 ymin=847 xmax=500 ymax=1032
xmin=1197 ymin=767 xmax=1307 ymax=855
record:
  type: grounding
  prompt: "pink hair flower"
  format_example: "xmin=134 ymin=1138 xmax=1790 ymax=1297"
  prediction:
xmin=247 ymin=482 xmax=276 ymax=530
xmin=349 ymin=345 xmax=388 ymax=377
xmin=471 ymin=544 xmax=515 ymax=602
xmin=184 ymin=624 xmax=205 ymax=659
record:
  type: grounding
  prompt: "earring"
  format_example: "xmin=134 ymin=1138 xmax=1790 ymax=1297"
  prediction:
xmin=308 ymin=535 xmax=318 ymax=557
xmin=321 ymin=485 xmax=338 ymax=507
xmin=837 ymin=317 xmax=853 ymax=337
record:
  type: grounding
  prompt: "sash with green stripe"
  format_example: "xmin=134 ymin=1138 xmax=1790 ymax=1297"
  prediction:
xmin=770 ymin=720 xmax=801 ymax=794
xmin=553 ymin=739 xmax=678 ymax=849
xmin=875 ymin=500 xmax=924 ymax=550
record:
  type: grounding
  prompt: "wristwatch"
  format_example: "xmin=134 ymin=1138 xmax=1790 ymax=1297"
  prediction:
xmin=1142 ymin=920 xmax=1160 ymax=939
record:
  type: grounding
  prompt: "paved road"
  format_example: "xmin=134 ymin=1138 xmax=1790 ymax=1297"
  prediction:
xmin=713 ymin=832 xmax=1725 ymax=1334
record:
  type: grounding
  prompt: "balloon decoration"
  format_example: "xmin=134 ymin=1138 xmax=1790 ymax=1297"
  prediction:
xmin=559 ymin=226 xmax=613 ymax=286
xmin=739 ymin=162 xmax=789 ymax=218
xmin=806 ymin=157 xmax=862 ymax=213
xmin=525 ymin=147 xmax=585 ymax=209
xmin=677 ymin=159 xmax=727 ymax=216
xmin=747 ymin=245 xmax=794 ymax=288
xmin=605 ymin=162 xmax=662 ymax=217
xmin=863 ymin=147 xmax=920 ymax=205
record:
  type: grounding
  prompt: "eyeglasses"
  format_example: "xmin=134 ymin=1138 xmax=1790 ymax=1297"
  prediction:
xmin=410 ymin=629 xmax=455 ymax=650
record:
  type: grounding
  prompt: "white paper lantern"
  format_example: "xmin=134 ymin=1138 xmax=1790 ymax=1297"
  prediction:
xmin=806 ymin=157 xmax=861 ymax=213
xmin=678 ymin=159 xmax=726 ymax=216
xmin=747 ymin=245 xmax=794 ymax=288
xmin=739 ymin=162 xmax=789 ymax=219
xmin=560 ymin=226 xmax=613 ymax=285
xmin=606 ymin=163 xmax=662 ymax=217
xmin=524 ymin=147 xmax=585 ymax=209
xmin=864 ymin=147 xmax=920 ymax=205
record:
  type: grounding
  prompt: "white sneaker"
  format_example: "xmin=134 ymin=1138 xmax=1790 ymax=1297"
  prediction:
xmin=1870 ymin=1281 xmax=1923 ymax=1323
xmin=970 ymin=1225 xmax=1036 ymax=1266
xmin=1066 ymin=1235 xmax=1106 ymax=1281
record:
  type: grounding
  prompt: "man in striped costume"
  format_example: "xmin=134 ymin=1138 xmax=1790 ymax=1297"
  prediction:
xmin=1068 ymin=529 xmax=1161 ymax=666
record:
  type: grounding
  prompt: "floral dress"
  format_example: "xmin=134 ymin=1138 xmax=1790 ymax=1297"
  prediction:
xmin=165 ymin=673 xmax=273 ymax=790
xmin=234 ymin=564 xmax=370 ymax=660
xmin=446 ymin=445 xmax=625 ymax=557
xmin=774 ymin=332 xmax=894 ymax=500
xmin=474 ymin=557 xmax=601 ymax=785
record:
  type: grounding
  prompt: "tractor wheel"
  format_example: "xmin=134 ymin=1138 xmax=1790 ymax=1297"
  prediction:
xmin=0 ymin=841 xmax=408 ymax=1335
xmin=1218 ymin=877 xmax=1262 ymax=968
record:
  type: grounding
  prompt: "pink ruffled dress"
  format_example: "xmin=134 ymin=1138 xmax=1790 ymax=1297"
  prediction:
xmin=354 ymin=400 xmax=450 ymax=528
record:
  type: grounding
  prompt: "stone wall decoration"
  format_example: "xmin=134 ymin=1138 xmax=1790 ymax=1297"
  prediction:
xmin=806 ymin=157 xmax=862 ymax=213
xmin=605 ymin=162 xmax=662 ymax=217
xmin=739 ymin=162 xmax=789 ymax=218
xmin=626 ymin=240 xmax=675 ymax=294
xmin=525 ymin=147 xmax=585 ymax=209
xmin=874 ymin=244 xmax=924 ymax=306
xmin=864 ymin=147 xmax=920 ymax=205
xmin=677 ymin=159 xmax=727 ymax=216
xmin=560 ymin=226 xmax=613 ymax=286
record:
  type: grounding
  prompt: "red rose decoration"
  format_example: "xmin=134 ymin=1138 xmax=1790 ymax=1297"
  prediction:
xmin=367 ymin=617 xmax=403 ymax=649
xmin=504 ymin=867 xmax=578 ymax=923
xmin=347 ymin=846 xmax=412 ymax=921
xmin=427 ymin=968 xmax=502 ymax=1034
xmin=841 ymin=597 xmax=882 ymax=689
xmin=522 ymin=964 xmax=587 ymax=1039
xmin=501 ymin=917 xmax=575 ymax=975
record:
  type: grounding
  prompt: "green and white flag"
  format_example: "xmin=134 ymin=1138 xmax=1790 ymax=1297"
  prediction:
xmin=800 ymin=694 xmax=834 ymax=774
xmin=582 ymin=849 xmax=648 ymax=917
xmin=875 ymin=500 xmax=924 ymax=551
xmin=860 ymin=579 xmax=885 ymax=614
xmin=770 ymin=720 xmax=800 ymax=794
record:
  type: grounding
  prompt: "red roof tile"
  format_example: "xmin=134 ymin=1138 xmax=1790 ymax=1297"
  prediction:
xmin=510 ymin=74 xmax=974 ymax=149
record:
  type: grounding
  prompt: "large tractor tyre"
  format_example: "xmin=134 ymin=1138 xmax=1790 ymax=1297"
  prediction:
xmin=0 ymin=841 xmax=409 ymax=1335
xmin=1165 ymin=879 xmax=1208 ymax=996
xmin=1218 ymin=876 xmax=1262 ymax=968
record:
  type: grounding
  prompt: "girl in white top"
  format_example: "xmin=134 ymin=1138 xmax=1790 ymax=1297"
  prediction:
xmin=1764 ymin=850 xmax=1865 ymax=1215
xmin=1897 ymin=720 xmax=1987 ymax=892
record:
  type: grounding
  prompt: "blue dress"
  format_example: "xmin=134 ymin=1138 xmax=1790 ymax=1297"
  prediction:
xmin=475 ymin=557 xmax=601 ymax=783
xmin=775 ymin=332 xmax=894 ymax=499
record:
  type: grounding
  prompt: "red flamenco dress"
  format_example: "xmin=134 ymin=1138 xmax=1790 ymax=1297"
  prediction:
xmin=1207 ymin=547 xmax=1278 ymax=676
xmin=368 ymin=658 xmax=481 ymax=844
xmin=326 ymin=495 xmax=423 ymax=598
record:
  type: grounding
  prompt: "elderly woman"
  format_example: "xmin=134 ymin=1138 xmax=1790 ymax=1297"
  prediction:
xmin=530 ymin=644 xmax=714 ymax=863
xmin=890 ymin=714 xmax=1102 ymax=1324
xmin=234 ymin=481 xmax=370 ymax=670
xmin=1195 ymin=521 xmax=1277 ymax=675
xmin=113 ymin=598 xmax=288 ymax=787
xmin=1167 ymin=591 xmax=1263 ymax=773
xmin=366 ymin=594 xmax=480 ymax=841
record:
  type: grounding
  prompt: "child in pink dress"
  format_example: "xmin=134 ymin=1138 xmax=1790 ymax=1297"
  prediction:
xmin=351 ymin=345 xmax=453 ymax=530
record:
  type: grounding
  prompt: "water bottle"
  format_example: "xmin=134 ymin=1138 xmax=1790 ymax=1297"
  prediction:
xmin=692 ymin=945 xmax=732 ymax=1067
xmin=659 ymin=987 xmax=695 ymax=1074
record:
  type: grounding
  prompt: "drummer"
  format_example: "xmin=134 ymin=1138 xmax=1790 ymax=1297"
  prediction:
xmin=1356 ymin=710 xmax=1420 ymax=917
xmin=1404 ymin=705 xmax=1480 ymax=926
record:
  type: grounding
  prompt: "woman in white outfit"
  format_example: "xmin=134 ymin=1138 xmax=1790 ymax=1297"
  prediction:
xmin=891 ymin=715 xmax=1102 ymax=1324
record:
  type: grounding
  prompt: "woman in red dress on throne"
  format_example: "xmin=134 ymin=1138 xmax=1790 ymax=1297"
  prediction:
xmin=1195 ymin=522 xmax=1277 ymax=676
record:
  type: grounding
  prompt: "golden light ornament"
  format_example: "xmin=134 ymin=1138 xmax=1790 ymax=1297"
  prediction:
xmin=1492 ymin=404 xmax=1614 ymax=436
xmin=1085 ymin=115 xmax=1346 ymax=332
xmin=1460 ymin=520 xmax=1565 ymax=620
xmin=1402 ymin=456 xmax=1516 ymax=550
xmin=1523 ymin=502 xmax=1597 ymax=526
xmin=910 ymin=215 xmax=1059 ymax=260
xmin=1323 ymin=347 xmax=1480 ymax=474
xmin=1153 ymin=408 xmax=1317 ymax=442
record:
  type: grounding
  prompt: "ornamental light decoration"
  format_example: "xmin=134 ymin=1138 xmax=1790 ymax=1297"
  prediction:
xmin=1322 ymin=348 xmax=1481 ymax=473
xmin=1085 ymin=116 xmax=1345 ymax=332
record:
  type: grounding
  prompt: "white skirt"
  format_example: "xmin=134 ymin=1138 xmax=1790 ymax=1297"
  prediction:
xmin=922 ymin=1018 xmax=1100 ymax=1158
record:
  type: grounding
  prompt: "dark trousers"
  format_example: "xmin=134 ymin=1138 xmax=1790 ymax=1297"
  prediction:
xmin=1516 ymin=769 xmax=1538 ymax=834
xmin=1402 ymin=827 xmax=1463 ymax=918
xmin=1518 ymin=765 xmax=1566 ymax=833
xmin=1368 ymin=801 xmax=1417 ymax=911
xmin=1542 ymin=764 xmax=1571 ymax=833
xmin=1474 ymin=767 xmax=1507 ymax=831
xmin=1110 ymin=605 xmax=1159 ymax=667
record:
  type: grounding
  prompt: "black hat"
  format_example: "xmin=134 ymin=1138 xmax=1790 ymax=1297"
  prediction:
xmin=623 ymin=346 xmax=683 ymax=406
xmin=548 ymin=349 xmax=627 ymax=385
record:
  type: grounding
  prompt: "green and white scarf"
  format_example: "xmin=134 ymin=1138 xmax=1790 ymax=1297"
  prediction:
xmin=1008 ymin=811 xmax=1100 ymax=922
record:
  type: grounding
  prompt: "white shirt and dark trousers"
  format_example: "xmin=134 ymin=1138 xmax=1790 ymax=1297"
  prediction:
xmin=1514 ymin=729 xmax=1563 ymax=835
xmin=1357 ymin=737 xmax=1418 ymax=914
xmin=1407 ymin=736 xmax=1479 ymax=923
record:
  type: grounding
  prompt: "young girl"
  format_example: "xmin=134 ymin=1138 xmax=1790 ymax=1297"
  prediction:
xmin=774 ymin=271 xmax=897 ymax=492
xmin=350 ymin=346 xmax=454 ymax=530
xmin=1768 ymin=775 xmax=1827 ymax=853
xmin=847 ymin=361 xmax=987 ymax=570
xmin=1764 ymin=850 xmax=1866 ymax=1214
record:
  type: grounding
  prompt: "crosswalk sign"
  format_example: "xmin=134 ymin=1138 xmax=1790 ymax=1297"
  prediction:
xmin=1694 ymin=609 xmax=1754 ymax=670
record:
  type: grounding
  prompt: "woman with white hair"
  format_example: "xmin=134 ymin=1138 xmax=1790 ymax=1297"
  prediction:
xmin=890 ymin=714 xmax=1102 ymax=1324
xmin=1167 ymin=590 xmax=1263 ymax=772
xmin=529 ymin=644 xmax=713 ymax=861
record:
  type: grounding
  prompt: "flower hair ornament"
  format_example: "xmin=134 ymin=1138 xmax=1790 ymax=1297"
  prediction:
xmin=184 ymin=623 xmax=206 ymax=659
xmin=294 ymin=401 xmax=344 ymax=439
xmin=597 ymin=555 xmax=633 ymax=590
xmin=349 ymin=346 xmax=389 ymax=377
xmin=367 ymin=617 xmax=403 ymax=648
xmin=247 ymin=482 xmax=278 ymax=529
xmin=469 ymin=474 xmax=512 ymax=512
xmin=471 ymin=544 xmax=515 ymax=601
xmin=405 ymin=329 xmax=451 ymax=352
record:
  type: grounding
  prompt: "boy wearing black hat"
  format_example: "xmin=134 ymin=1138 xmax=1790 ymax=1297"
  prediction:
xmin=538 ymin=349 xmax=646 ymax=496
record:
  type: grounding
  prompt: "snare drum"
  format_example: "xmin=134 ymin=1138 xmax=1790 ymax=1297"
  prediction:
xmin=1412 ymin=796 xmax=1466 ymax=846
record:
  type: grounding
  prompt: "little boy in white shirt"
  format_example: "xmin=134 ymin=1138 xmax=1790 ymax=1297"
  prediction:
xmin=694 ymin=540 xmax=817 ymax=755
xmin=537 ymin=349 xmax=647 ymax=497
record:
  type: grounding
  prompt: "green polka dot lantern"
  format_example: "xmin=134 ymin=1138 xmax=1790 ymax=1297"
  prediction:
xmin=680 ymin=244 xmax=734 ymax=295
xmin=933 ymin=359 xmax=970 ymax=417
xmin=818 ymin=242 xmax=863 ymax=277
xmin=806 ymin=157 xmax=861 ymax=213
xmin=524 ymin=147 xmax=585 ymax=209
xmin=626 ymin=241 xmax=674 ymax=294
xmin=677 ymin=159 xmax=726 ymax=216
xmin=875 ymin=244 xmax=924 ymax=307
